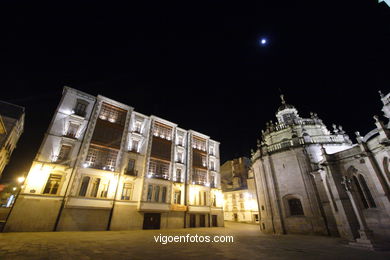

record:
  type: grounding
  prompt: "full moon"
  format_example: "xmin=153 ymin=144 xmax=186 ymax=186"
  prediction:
xmin=260 ymin=38 xmax=267 ymax=45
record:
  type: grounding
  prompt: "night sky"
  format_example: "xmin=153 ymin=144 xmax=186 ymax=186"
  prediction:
xmin=1 ymin=1 xmax=389 ymax=183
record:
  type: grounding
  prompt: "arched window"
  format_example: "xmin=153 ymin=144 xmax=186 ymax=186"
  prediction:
xmin=79 ymin=176 xmax=90 ymax=197
xmin=352 ymin=174 xmax=376 ymax=209
xmin=288 ymin=198 xmax=304 ymax=216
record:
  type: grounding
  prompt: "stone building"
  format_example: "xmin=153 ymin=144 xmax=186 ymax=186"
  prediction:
xmin=220 ymin=157 xmax=251 ymax=190
xmin=221 ymin=157 xmax=259 ymax=224
xmin=0 ymin=101 xmax=24 ymax=178
xmin=4 ymin=87 xmax=223 ymax=232
xmin=252 ymin=92 xmax=390 ymax=248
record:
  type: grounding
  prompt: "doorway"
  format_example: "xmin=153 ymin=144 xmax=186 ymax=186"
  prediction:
xmin=190 ymin=214 xmax=196 ymax=227
xmin=212 ymin=215 xmax=218 ymax=227
xmin=143 ymin=213 xmax=161 ymax=229
xmin=199 ymin=214 xmax=206 ymax=227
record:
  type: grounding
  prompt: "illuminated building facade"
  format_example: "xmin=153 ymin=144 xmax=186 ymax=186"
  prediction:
xmin=223 ymin=171 xmax=259 ymax=224
xmin=0 ymin=101 xmax=24 ymax=178
xmin=252 ymin=93 xmax=390 ymax=248
xmin=221 ymin=157 xmax=259 ymax=223
xmin=5 ymin=87 xmax=223 ymax=231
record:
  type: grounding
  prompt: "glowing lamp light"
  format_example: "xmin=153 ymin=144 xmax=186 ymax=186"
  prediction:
xmin=82 ymin=163 xmax=88 ymax=168
xmin=17 ymin=177 xmax=25 ymax=183
xmin=12 ymin=187 xmax=17 ymax=191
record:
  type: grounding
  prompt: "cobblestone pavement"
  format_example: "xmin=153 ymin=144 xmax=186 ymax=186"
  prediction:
xmin=0 ymin=222 xmax=389 ymax=260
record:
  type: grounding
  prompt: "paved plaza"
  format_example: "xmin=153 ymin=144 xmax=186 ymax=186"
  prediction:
xmin=0 ymin=222 xmax=389 ymax=260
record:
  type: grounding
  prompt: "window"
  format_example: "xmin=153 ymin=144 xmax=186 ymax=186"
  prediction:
xmin=239 ymin=193 xmax=243 ymax=199
xmin=153 ymin=122 xmax=172 ymax=140
xmin=210 ymin=146 xmax=214 ymax=155
xmin=177 ymin=152 xmax=183 ymax=163
xmin=74 ymin=99 xmax=88 ymax=117
xmin=121 ymin=183 xmax=133 ymax=200
xmin=240 ymin=202 xmax=244 ymax=209
xmin=288 ymin=198 xmax=304 ymax=216
xmin=79 ymin=176 xmax=90 ymax=197
xmin=134 ymin=120 xmax=142 ymax=133
xmin=147 ymin=185 xmax=153 ymax=201
xmin=178 ymin=136 xmax=183 ymax=146
xmin=126 ymin=159 xmax=136 ymax=176
xmin=43 ymin=174 xmax=62 ymax=195
xmin=85 ymin=147 xmax=98 ymax=166
xmin=154 ymin=186 xmax=160 ymax=202
xmin=202 ymin=156 xmax=207 ymax=167
xmin=192 ymin=137 xmax=206 ymax=151
xmin=66 ymin=122 xmax=79 ymax=138
xmin=149 ymin=159 xmax=169 ymax=179
xmin=100 ymin=183 xmax=108 ymax=198
xmin=192 ymin=168 xmax=207 ymax=185
xmin=57 ymin=144 xmax=71 ymax=163
xmin=212 ymin=194 xmax=216 ymax=207
xmin=98 ymin=103 xmax=126 ymax=125
xmin=131 ymin=139 xmax=139 ymax=152
xmin=106 ymin=150 xmax=118 ymax=169
xmin=210 ymin=174 xmax=215 ymax=188
xmin=203 ymin=191 xmax=207 ymax=206
xmin=85 ymin=145 xmax=118 ymax=170
xmin=162 ymin=187 xmax=167 ymax=203
xmin=90 ymin=178 xmax=101 ymax=197
xmin=210 ymin=160 xmax=215 ymax=171
xmin=174 ymin=190 xmax=181 ymax=204
xmin=175 ymin=168 xmax=182 ymax=182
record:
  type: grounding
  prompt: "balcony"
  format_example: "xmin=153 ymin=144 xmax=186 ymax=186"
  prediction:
xmin=147 ymin=172 xmax=169 ymax=180
xmin=84 ymin=162 xmax=115 ymax=172
xmin=192 ymin=180 xmax=207 ymax=186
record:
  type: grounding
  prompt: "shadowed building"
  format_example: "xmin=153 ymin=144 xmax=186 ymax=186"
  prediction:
xmin=0 ymin=101 xmax=24 ymax=179
xmin=221 ymin=157 xmax=259 ymax=224
xmin=252 ymin=92 xmax=390 ymax=248
xmin=4 ymin=87 xmax=223 ymax=231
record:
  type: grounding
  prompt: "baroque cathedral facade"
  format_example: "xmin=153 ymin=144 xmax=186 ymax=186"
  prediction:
xmin=252 ymin=92 xmax=390 ymax=248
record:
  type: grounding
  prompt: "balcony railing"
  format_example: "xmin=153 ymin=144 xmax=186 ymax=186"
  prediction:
xmin=148 ymin=172 xmax=169 ymax=180
xmin=264 ymin=135 xmax=347 ymax=154
xmin=84 ymin=162 xmax=115 ymax=171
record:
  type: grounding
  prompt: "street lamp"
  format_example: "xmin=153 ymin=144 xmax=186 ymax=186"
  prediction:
xmin=17 ymin=177 xmax=25 ymax=184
